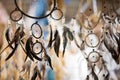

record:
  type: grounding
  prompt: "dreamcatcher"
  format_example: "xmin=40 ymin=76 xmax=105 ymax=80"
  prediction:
xmin=74 ymin=0 xmax=120 ymax=80
xmin=0 ymin=0 xmax=64 ymax=72
xmin=0 ymin=0 xmax=120 ymax=80
xmin=0 ymin=0 xmax=63 ymax=79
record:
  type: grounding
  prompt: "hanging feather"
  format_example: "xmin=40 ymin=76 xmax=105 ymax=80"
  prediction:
xmin=5 ymin=42 xmax=18 ymax=61
xmin=25 ymin=37 xmax=34 ymax=61
xmin=53 ymin=30 xmax=60 ymax=57
xmin=0 ymin=27 xmax=22 ymax=55
xmin=54 ymin=30 xmax=58 ymax=40
xmin=31 ymin=66 xmax=38 ymax=80
xmin=31 ymin=71 xmax=37 ymax=80
xmin=48 ymin=25 xmax=53 ymax=48
xmin=5 ymin=28 xmax=14 ymax=49
xmin=104 ymin=34 xmax=119 ymax=63
xmin=64 ymin=27 xmax=74 ymax=41
xmin=62 ymin=27 xmax=74 ymax=56
xmin=109 ymin=48 xmax=118 ymax=60
xmin=43 ymin=45 xmax=53 ymax=69
xmin=104 ymin=33 xmax=115 ymax=50
xmin=63 ymin=33 xmax=67 ymax=57
xmin=14 ymin=26 xmax=24 ymax=42
xmin=91 ymin=66 xmax=98 ymax=80
xmin=67 ymin=29 xmax=73 ymax=41
xmin=5 ymin=27 xmax=25 ymax=60
xmin=16 ymin=25 xmax=25 ymax=38
xmin=104 ymin=39 xmax=119 ymax=63
xmin=0 ymin=38 xmax=15 ymax=55
xmin=102 ymin=60 xmax=110 ymax=80
xmin=46 ymin=54 xmax=53 ymax=69
xmin=62 ymin=27 xmax=69 ymax=56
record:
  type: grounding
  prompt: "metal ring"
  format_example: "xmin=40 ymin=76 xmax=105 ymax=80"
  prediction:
xmin=85 ymin=33 xmax=100 ymax=48
xmin=32 ymin=41 xmax=43 ymax=54
xmin=13 ymin=0 xmax=56 ymax=19
xmin=88 ymin=51 xmax=100 ymax=63
xmin=10 ymin=8 xmax=23 ymax=22
xmin=31 ymin=22 xmax=43 ymax=39
xmin=50 ymin=8 xmax=63 ymax=20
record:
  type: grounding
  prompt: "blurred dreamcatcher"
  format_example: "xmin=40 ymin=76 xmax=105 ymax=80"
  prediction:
xmin=0 ymin=0 xmax=120 ymax=80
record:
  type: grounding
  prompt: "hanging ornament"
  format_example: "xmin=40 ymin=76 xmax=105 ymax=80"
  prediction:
xmin=10 ymin=8 xmax=23 ymax=22
xmin=85 ymin=32 xmax=100 ymax=48
xmin=31 ymin=21 xmax=43 ymax=39
xmin=50 ymin=8 xmax=63 ymax=20
xmin=32 ymin=41 xmax=43 ymax=54
xmin=87 ymin=51 xmax=101 ymax=63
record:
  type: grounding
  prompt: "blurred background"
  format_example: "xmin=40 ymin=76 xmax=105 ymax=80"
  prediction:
xmin=0 ymin=0 xmax=120 ymax=80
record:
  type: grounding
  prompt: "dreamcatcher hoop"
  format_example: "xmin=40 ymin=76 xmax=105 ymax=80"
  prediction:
xmin=87 ymin=51 xmax=101 ymax=63
xmin=31 ymin=21 xmax=43 ymax=39
xmin=85 ymin=33 xmax=100 ymax=48
xmin=50 ymin=8 xmax=63 ymax=20
xmin=10 ymin=8 xmax=23 ymax=22
xmin=32 ymin=41 xmax=43 ymax=54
